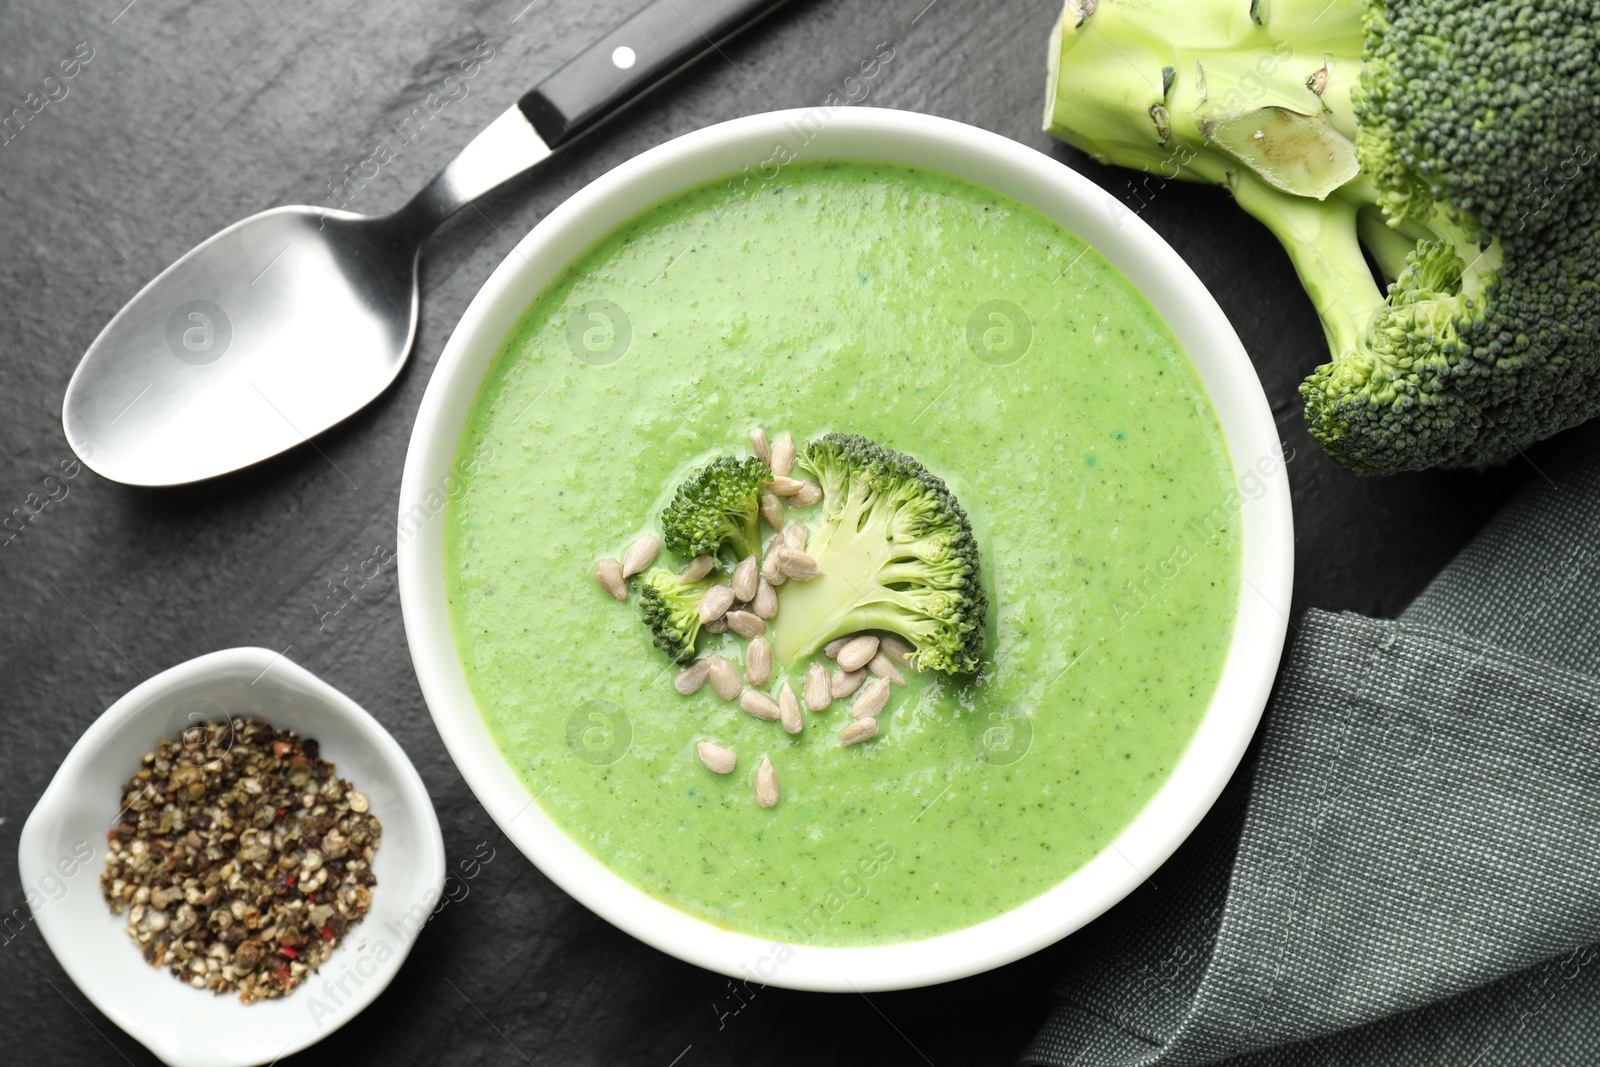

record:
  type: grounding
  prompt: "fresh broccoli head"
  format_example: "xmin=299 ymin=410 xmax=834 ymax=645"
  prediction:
xmin=769 ymin=434 xmax=987 ymax=674
xmin=1044 ymin=0 xmax=1600 ymax=474
xmin=659 ymin=456 xmax=768 ymax=561
xmin=638 ymin=569 xmax=710 ymax=664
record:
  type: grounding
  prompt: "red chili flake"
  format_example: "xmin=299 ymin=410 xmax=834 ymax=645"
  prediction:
xmin=272 ymin=740 xmax=294 ymax=756
xmin=107 ymin=829 xmax=117 ymax=841
xmin=274 ymin=964 xmax=292 ymax=986
xmin=279 ymin=945 xmax=299 ymax=959
xmin=320 ymin=924 xmax=334 ymax=941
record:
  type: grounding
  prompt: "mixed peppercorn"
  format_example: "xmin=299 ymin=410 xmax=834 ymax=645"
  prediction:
xmin=100 ymin=718 xmax=380 ymax=1002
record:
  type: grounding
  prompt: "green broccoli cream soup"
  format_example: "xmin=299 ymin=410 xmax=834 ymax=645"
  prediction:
xmin=445 ymin=160 xmax=1242 ymax=946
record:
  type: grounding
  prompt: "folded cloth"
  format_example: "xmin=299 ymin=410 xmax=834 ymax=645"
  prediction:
xmin=1024 ymin=422 xmax=1600 ymax=1066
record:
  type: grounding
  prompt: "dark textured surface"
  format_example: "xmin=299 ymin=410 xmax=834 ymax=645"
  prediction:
xmin=0 ymin=0 xmax=1542 ymax=1064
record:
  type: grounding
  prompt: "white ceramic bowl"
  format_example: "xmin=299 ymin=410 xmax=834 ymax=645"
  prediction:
xmin=398 ymin=107 xmax=1293 ymax=991
xmin=19 ymin=648 xmax=446 ymax=1067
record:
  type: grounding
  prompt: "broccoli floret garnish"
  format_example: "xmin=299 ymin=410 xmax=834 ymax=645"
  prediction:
xmin=1043 ymin=0 xmax=1600 ymax=474
xmin=660 ymin=456 xmax=768 ymax=561
xmin=638 ymin=569 xmax=710 ymax=664
xmin=769 ymin=434 xmax=987 ymax=675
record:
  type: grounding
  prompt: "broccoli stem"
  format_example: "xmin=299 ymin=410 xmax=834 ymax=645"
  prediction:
xmin=1356 ymin=207 xmax=1417 ymax=284
xmin=1045 ymin=0 xmax=1365 ymax=179
xmin=769 ymin=556 xmax=883 ymax=665
xmin=768 ymin=492 xmax=897 ymax=664
xmin=1244 ymin=169 xmax=1500 ymax=367
xmin=1229 ymin=172 xmax=1387 ymax=360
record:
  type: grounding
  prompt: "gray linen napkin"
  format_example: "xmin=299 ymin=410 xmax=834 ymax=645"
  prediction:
xmin=1024 ymin=422 xmax=1600 ymax=1066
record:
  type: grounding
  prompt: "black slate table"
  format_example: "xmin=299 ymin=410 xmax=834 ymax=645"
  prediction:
xmin=0 ymin=0 xmax=1539 ymax=1063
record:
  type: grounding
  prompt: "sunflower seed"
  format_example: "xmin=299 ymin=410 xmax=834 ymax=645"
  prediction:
xmin=765 ymin=476 xmax=806 ymax=497
xmin=783 ymin=524 xmax=807 ymax=552
xmin=760 ymin=492 xmax=786 ymax=530
xmin=594 ymin=559 xmax=627 ymax=601
xmin=726 ymin=610 xmax=766 ymax=639
xmin=755 ymin=757 xmax=779 ymax=807
xmin=704 ymin=617 xmax=729 ymax=634
xmin=749 ymin=427 xmax=772 ymax=467
xmin=732 ymin=555 xmax=759 ymax=602
xmin=682 ymin=555 xmax=715 ymax=582
xmin=868 ymin=653 xmax=906 ymax=686
xmin=621 ymin=535 xmax=659 ymax=579
xmin=791 ymin=482 xmax=822 ymax=508
xmin=823 ymin=637 xmax=849 ymax=659
xmin=803 ymin=663 xmax=832 ymax=712
xmin=836 ymin=635 xmax=880 ymax=672
xmin=830 ymin=667 xmax=867 ymax=698
xmin=740 ymin=689 xmax=781 ymax=721
xmin=839 ymin=718 xmax=879 ymax=747
xmin=708 ymin=656 xmax=741 ymax=701
xmin=761 ymin=545 xmax=789 ymax=586
xmin=699 ymin=585 xmax=736 ymax=625
xmin=779 ymin=550 xmax=823 ymax=581
xmin=752 ymin=580 xmax=778 ymax=619
xmin=878 ymin=634 xmax=914 ymax=668
xmin=771 ymin=436 xmax=796 ymax=478
xmin=674 ymin=659 xmax=712 ymax=695
xmin=697 ymin=741 xmax=737 ymax=774
xmin=778 ymin=682 xmax=803 ymax=734
xmin=746 ymin=637 xmax=772 ymax=687
xmin=851 ymin=678 xmax=891 ymax=719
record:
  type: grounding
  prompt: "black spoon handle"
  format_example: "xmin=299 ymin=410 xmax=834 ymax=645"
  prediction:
xmin=518 ymin=0 xmax=789 ymax=148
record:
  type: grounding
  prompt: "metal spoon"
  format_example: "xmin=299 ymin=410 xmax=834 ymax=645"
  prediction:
xmin=62 ymin=0 xmax=784 ymax=487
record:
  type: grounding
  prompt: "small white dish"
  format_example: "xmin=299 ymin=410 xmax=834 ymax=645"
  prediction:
xmin=18 ymin=647 xmax=446 ymax=1067
xmin=399 ymin=107 xmax=1294 ymax=991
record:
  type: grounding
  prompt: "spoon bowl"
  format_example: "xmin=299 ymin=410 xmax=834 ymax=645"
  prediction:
xmin=62 ymin=207 xmax=418 ymax=486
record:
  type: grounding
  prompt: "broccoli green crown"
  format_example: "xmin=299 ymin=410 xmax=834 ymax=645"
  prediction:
xmin=1044 ymin=0 xmax=1600 ymax=475
xmin=1303 ymin=194 xmax=1600 ymax=473
xmin=1357 ymin=0 xmax=1600 ymax=235
xmin=638 ymin=569 xmax=708 ymax=664
xmin=659 ymin=456 xmax=768 ymax=561
xmin=770 ymin=433 xmax=987 ymax=675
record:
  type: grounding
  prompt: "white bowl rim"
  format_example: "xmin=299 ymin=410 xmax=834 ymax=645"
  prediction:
xmin=398 ymin=106 xmax=1294 ymax=992
xmin=18 ymin=646 xmax=447 ymax=1067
